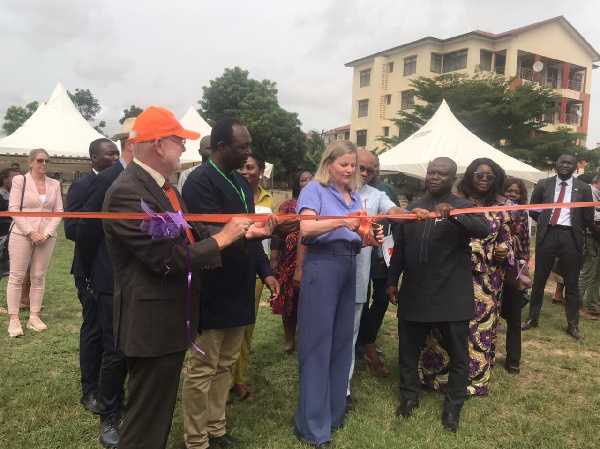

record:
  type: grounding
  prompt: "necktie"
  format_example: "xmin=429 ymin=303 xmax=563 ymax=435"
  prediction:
xmin=550 ymin=181 xmax=568 ymax=227
xmin=163 ymin=181 xmax=196 ymax=244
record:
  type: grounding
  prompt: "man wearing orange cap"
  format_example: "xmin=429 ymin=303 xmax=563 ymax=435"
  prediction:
xmin=101 ymin=107 xmax=278 ymax=449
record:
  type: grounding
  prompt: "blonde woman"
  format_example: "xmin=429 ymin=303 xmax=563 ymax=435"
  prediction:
xmin=7 ymin=149 xmax=63 ymax=337
xmin=294 ymin=141 xmax=366 ymax=447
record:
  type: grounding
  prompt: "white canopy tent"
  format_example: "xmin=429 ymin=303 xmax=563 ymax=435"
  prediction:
xmin=0 ymin=83 xmax=106 ymax=158
xmin=179 ymin=105 xmax=212 ymax=164
xmin=378 ymin=100 xmax=545 ymax=184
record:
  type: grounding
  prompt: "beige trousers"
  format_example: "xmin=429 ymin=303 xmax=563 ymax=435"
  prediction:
xmin=6 ymin=232 xmax=56 ymax=315
xmin=182 ymin=326 xmax=245 ymax=449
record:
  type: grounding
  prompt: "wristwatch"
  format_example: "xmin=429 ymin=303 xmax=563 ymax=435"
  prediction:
xmin=44 ymin=233 xmax=51 ymax=239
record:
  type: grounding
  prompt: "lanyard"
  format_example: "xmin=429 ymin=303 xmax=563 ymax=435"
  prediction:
xmin=209 ymin=160 xmax=248 ymax=213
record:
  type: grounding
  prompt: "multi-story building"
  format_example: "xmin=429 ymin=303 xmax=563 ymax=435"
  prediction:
xmin=345 ymin=16 xmax=599 ymax=151
xmin=323 ymin=125 xmax=350 ymax=146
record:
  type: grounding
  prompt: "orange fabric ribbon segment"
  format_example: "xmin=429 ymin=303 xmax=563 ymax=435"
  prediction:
xmin=0 ymin=201 xmax=597 ymax=223
xmin=351 ymin=210 xmax=384 ymax=247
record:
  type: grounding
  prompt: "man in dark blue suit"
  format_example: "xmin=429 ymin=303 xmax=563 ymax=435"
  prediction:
xmin=76 ymin=136 xmax=134 ymax=447
xmin=522 ymin=154 xmax=594 ymax=340
xmin=65 ymin=138 xmax=119 ymax=415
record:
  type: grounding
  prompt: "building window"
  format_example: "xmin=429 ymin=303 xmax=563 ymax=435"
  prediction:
xmin=386 ymin=94 xmax=392 ymax=105
xmin=356 ymin=130 xmax=367 ymax=147
xmin=358 ymin=99 xmax=369 ymax=117
xmin=430 ymin=53 xmax=442 ymax=73
xmin=389 ymin=62 xmax=394 ymax=72
xmin=480 ymin=50 xmax=493 ymax=71
xmin=404 ymin=56 xmax=417 ymax=76
xmin=401 ymin=90 xmax=415 ymax=110
xmin=360 ymin=69 xmax=371 ymax=87
xmin=383 ymin=127 xmax=390 ymax=137
xmin=442 ymin=49 xmax=468 ymax=73
xmin=431 ymin=50 xmax=468 ymax=74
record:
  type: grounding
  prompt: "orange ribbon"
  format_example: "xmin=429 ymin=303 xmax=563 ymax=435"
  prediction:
xmin=0 ymin=201 xmax=597 ymax=223
xmin=351 ymin=210 xmax=384 ymax=247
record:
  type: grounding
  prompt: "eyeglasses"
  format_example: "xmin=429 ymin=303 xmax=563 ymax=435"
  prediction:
xmin=164 ymin=137 xmax=186 ymax=148
xmin=473 ymin=172 xmax=496 ymax=181
xmin=360 ymin=166 xmax=375 ymax=176
xmin=36 ymin=159 xmax=50 ymax=165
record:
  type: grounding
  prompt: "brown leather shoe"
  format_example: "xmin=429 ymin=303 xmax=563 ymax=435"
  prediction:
xmin=579 ymin=309 xmax=598 ymax=321
xmin=566 ymin=325 xmax=584 ymax=340
xmin=552 ymin=297 xmax=565 ymax=304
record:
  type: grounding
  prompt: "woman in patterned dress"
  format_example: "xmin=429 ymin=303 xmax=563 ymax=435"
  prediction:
xmin=420 ymin=158 xmax=513 ymax=396
xmin=270 ymin=170 xmax=313 ymax=353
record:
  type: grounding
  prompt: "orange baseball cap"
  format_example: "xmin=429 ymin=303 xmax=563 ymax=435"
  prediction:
xmin=128 ymin=106 xmax=200 ymax=143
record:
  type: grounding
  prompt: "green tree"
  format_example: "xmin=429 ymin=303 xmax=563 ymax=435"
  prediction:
xmin=305 ymin=130 xmax=326 ymax=172
xmin=377 ymin=71 xmax=588 ymax=167
xmin=120 ymin=105 xmax=144 ymax=124
xmin=93 ymin=120 xmax=107 ymax=137
xmin=198 ymin=67 xmax=306 ymax=180
xmin=68 ymin=88 xmax=101 ymax=121
xmin=2 ymin=101 xmax=39 ymax=135
xmin=198 ymin=66 xmax=278 ymax=124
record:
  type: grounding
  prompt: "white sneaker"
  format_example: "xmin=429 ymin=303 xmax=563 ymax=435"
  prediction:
xmin=8 ymin=319 xmax=23 ymax=337
xmin=27 ymin=316 xmax=47 ymax=331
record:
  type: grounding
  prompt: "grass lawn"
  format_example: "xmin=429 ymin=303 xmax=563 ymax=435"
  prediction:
xmin=1 ymin=226 xmax=599 ymax=449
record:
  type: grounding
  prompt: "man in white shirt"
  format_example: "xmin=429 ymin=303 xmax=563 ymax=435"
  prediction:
xmin=177 ymin=135 xmax=211 ymax=192
xmin=523 ymin=154 xmax=594 ymax=340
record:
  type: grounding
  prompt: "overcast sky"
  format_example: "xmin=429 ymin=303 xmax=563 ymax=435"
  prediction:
xmin=1 ymin=0 xmax=599 ymax=147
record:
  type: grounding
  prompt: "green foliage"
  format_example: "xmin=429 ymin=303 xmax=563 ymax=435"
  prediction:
xmin=119 ymin=105 xmax=144 ymax=124
xmin=198 ymin=67 xmax=306 ymax=181
xmin=2 ymin=101 xmax=39 ymax=135
xmin=198 ymin=67 xmax=278 ymax=124
xmin=304 ymin=130 xmax=326 ymax=172
xmin=68 ymin=88 xmax=101 ymax=121
xmin=378 ymin=71 xmax=589 ymax=168
xmin=93 ymin=120 xmax=107 ymax=137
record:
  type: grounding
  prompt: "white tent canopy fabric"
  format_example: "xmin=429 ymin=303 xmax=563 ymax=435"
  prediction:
xmin=378 ymin=100 xmax=545 ymax=184
xmin=179 ymin=105 xmax=212 ymax=163
xmin=0 ymin=83 xmax=105 ymax=158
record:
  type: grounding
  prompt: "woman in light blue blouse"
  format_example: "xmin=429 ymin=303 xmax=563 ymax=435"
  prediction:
xmin=293 ymin=140 xmax=365 ymax=447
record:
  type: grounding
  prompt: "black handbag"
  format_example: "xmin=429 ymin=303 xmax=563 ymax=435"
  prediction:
xmin=0 ymin=175 xmax=26 ymax=277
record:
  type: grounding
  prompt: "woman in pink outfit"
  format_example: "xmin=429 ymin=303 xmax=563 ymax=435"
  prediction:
xmin=7 ymin=149 xmax=63 ymax=337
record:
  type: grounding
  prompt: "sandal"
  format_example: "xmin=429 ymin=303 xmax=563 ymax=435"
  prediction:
xmin=230 ymin=385 xmax=254 ymax=401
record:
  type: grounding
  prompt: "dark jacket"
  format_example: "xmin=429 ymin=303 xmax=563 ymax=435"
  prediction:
xmin=387 ymin=193 xmax=490 ymax=322
xmin=530 ymin=175 xmax=593 ymax=252
xmin=65 ymin=171 xmax=97 ymax=278
xmin=76 ymin=162 xmax=124 ymax=294
xmin=102 ymin=161 xmax=237 ymax=357
xmin=182 ymin=162 xmax=274 ymax=330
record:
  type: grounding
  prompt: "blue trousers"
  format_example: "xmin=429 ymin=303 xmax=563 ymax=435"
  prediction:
xmin=294 ymin=244 xmax=357 ymax=445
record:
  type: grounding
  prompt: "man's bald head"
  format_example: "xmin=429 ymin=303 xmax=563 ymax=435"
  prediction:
xmin=199 ymin=135 xmax=211 ymax=162
xmin=358 ymin=149 xmax=376 ymax=186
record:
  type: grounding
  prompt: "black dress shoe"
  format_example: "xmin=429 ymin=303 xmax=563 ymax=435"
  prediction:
xmin=80 ymin=393 xmax=100 ymax=414
xmin=345 ymin=395 xmax=354 ymax=414
xmin=441 ymin=411 xmax=460 ymax=433
xmin=521 ymin=318 xmax=538 ymax=331
xmin=99 ymin=418 xmax=120 ymax=447
xmin=396 ymin=399 xmax=419 ymax=418
xmin=208 ymin=434 xmax=244 ymax=447
xmin=566 ymin=325 xmax=584 ymax=340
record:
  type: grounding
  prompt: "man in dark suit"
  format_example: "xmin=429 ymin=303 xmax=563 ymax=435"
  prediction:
xmin=386 ymin=157 xmax=490 ymax=432
xmin=76 ymin=137 xmax=134 ymax=447
xmin=101 ymin=107 xmax=276 ymax=449
xmin=65 ymin=138 xmax=119 ymax=415
xmin=522 ymin=154 xmax=594 ymax=340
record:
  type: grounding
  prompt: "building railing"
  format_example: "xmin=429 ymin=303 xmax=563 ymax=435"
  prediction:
xmin=495 ymin=66 xmax=505 ymax=75
xmin=542 ymin=78 xmax=558 ymax=89
xmin=564 ymin=114 xmax=581 ymax=126
xmin=568 ymin=79 xmax=583 ymax=92
xmin=518 ymin=67 xmax=535 ymax=81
